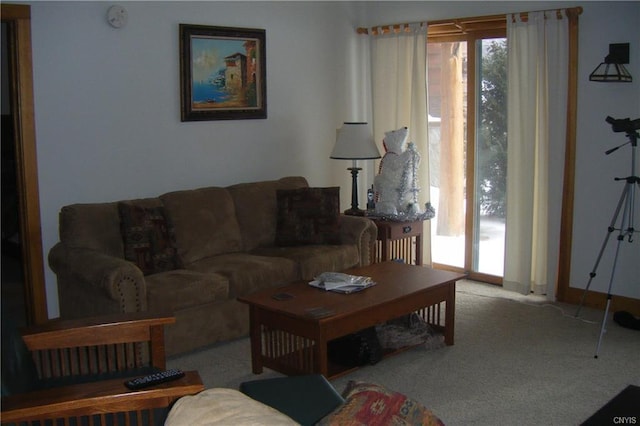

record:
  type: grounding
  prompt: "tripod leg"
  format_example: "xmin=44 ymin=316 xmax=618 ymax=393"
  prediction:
xmin=593 ymin=184 xmax=632 ymax=358
xmin=575 ymin=184 xmax=629 ymax=317
xmin=594 ymin=296 xmax=612 ymax=359
xmin=594 ymin=233 xmax=626 ymax=358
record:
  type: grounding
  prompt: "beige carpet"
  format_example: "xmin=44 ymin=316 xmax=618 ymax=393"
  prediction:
xmin=168 ymin=280 xmax=640 ymax=425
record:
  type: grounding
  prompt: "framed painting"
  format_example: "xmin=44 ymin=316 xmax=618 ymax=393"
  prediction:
xmin=180 ymin=24 xmax=266 ymax=121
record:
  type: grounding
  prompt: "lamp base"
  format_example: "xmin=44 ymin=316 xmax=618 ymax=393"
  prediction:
xmin=346 ymin=167 xmax=364 ymax=216
xmin=344 ymin=208 xmax=366 ymax=216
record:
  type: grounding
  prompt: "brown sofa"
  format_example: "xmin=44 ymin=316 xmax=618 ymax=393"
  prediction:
xmin=48 ymin=177 xmax=377 ymax=356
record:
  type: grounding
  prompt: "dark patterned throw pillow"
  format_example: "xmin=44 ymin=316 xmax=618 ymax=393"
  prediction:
xmin=118 ymin=202 xmax=181 ymax=275
xmin=275 ymin=187 xmax=342 ymax=246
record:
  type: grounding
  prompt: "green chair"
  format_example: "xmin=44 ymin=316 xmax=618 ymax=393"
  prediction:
xmin=240 ymin=374 xmax=345 ymax=425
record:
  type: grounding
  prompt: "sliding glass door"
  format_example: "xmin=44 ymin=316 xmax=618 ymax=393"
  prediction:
xmin=474 ymin=38 xmax=507 ymax=277
xmin=428 ymin=41 xmax=467 ymax=270
xmin=427 ymin=33 xmax=507 ymax=284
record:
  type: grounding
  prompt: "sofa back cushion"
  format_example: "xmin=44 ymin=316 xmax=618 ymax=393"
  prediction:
xmin=59 ymin=198 xmax=162 ymax=258
xmin=228 ymin=177 xmax=308 ymax=251
xmin=161 ymin=187 xmax=243 ymax=264
xmin=59 ymin=203 xmax=123 ymax=257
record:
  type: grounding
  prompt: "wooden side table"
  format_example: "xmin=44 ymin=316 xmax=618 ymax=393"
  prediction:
xmin=371 ymin=218 xmax=424 ymax=265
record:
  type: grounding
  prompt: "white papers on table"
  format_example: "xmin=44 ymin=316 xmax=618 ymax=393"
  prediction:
xmin=308 ymin=272 xmax=376 ymax=293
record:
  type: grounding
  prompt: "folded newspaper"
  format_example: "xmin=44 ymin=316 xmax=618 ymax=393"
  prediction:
xmin=309 ymin=272 xmax=376 ymax=294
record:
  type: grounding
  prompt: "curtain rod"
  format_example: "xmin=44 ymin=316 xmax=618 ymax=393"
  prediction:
xmin=507 ymin=5 xmax=583 ymax=22
xmin=357 ymin=6 xmax=583 ymax=35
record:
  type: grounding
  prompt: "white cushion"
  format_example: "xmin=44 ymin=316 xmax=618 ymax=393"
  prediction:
xmin=165 ymin=388 xmax=299 ymax=425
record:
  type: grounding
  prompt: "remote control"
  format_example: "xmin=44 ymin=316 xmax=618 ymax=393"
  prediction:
xmin=124 ymin=369 xmax=185 ymax=390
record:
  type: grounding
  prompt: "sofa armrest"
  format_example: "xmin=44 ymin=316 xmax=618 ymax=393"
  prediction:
xmin=49 ymin=243 xmax=147 ymax=313
xmin=339 ymin=215 xmax=378 ymax=266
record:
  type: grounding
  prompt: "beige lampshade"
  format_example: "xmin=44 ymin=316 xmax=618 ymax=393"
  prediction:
xmin=330 ymin=122 xmax=381 ymax=160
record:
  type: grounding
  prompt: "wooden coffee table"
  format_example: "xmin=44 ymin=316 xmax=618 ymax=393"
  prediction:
xmin=238 ymin=261 xmax=466 ymax=379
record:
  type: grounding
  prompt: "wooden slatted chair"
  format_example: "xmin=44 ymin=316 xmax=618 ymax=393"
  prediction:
xmin=1 ymin=312 xmax=204 ymax=426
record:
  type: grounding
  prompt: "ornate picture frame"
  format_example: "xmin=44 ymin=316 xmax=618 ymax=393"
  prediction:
xmin=179 ymin=24 xmax=266 ymax=121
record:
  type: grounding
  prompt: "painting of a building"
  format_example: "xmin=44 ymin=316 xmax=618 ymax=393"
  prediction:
xmin=224 ymin=53 xmax=247 ymax=92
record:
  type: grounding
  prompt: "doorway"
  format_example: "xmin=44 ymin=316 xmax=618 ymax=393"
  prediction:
xmin=1 ymin=3 xmax=48 ymax=325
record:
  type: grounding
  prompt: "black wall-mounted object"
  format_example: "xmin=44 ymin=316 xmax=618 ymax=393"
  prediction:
xmin=589 ymin=43 xmax=632 ymax=82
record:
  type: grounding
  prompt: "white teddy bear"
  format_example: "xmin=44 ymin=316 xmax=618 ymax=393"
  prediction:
xmin=374 ymin=127 xmax=421 ymax=216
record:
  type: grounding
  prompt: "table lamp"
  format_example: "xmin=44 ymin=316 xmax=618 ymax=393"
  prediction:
xmin=330 ymin=122 xmax=381 ymax=216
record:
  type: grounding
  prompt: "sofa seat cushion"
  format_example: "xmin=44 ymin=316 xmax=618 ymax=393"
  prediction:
xmin=252 ymin=244 xmax=360 ymax=281
xmin=146 ymin=270 xmax=229 ymax=312
xmin=186 ymin=253 xmax=298 ymax=298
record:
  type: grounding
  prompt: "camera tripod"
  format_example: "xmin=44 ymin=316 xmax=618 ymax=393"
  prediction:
xmin=575 ymin=117 xmax=639 ymax=358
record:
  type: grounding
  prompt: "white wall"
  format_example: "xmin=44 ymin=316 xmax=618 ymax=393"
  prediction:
xmin=29 ymin=1 xmax=639 ymax=318
xmin=570 ymin=2 xmax=640 ymax=300
xmin=30 ymin=1 xmax=366 ymax=317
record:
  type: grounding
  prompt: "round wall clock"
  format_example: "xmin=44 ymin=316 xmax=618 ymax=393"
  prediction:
xmin=107 ymin=5 xmax=128 ymax=29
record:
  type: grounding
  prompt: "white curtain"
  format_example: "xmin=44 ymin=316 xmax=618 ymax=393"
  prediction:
xmin=369 ymin=24 xmax=432 ymax=264
xmin=504 ymin=11 xmax=569 ymax=296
